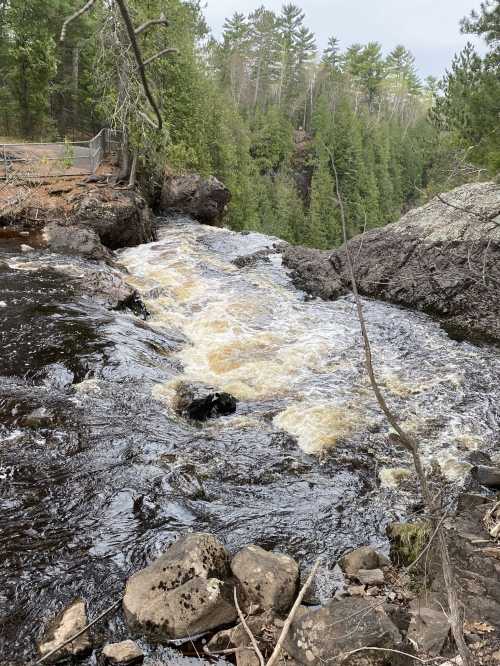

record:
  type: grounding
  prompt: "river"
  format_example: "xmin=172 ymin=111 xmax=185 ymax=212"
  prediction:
xmin=1 ymin=217 xmax=499 ymax=663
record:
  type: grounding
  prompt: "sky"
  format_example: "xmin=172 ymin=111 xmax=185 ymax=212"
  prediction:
xmin=202 ymin=0 xmax=486 ymax=79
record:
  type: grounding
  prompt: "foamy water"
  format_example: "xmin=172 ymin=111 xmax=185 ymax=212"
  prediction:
xmin=119 ymin=218 xmax=500 ymax=478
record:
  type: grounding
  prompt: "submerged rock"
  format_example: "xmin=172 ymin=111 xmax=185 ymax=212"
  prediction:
xmin=161 ymin=173 xmax=230 ymax=224
xmin=283 ymin=597 xmax=400 ymax=664
xmin=37 ymin=598 xmax=91 ymax=662
xmin=102 ymin=640 xmax=144 ymax=664
xmin=123 ymin=532 xmax=235 ymax=640
xmin=231 ymin=545 xmax=299 ymax=614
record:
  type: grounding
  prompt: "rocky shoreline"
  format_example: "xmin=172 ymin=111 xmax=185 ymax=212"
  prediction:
xmin=37 ymin=498 xmax=500 ymax=666
xmin=282 ymin=182 xmax=500 ymax=345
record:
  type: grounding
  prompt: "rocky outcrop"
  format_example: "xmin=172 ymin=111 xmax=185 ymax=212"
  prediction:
xmin=160 ymin=173 xmax=230 ymax=224
xmin=282 ymin=182 xmax=500 ymax=344
xmin=0 ymin=178 xmax=154 ymax=254
xmin=283 ymin=598 xmax=401 ymax=664
xmin=231 ymin=545 xmax=300 ymax=614
xmin=37 ymin=598 xmax=91 ymax=662
xmin=123 ymin=533 xmax=236 ymax=640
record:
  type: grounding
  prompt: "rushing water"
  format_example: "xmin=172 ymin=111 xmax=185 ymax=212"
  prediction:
xmin=1 ymin=218 xmax=499 ymax=664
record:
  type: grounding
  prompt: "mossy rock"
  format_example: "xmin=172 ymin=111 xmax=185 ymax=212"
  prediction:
xmin=387 ymin=521 xmax=432 ymax=567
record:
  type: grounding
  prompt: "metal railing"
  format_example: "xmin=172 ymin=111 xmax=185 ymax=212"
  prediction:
xmin=0 ymin=128 xmax=122 ymax=179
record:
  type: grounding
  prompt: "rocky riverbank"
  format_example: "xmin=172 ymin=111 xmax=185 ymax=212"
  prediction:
xmin=283 ymin=182 xmax=500 ymax=344
xmin=37 ymin=507 xmax=500 ymax=666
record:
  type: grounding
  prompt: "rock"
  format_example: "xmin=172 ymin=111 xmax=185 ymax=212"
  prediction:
xmin=407 ymin=607 xmax=450 ymax=656
xmin=283 ymin=597 xmax=401 ymax=664
xmin=22 ymin=407 xmax=54 ymax=428
xmin=44 ymin=222 xmax=108 ymax=259
xmin=232 ymin=249 xmax=274 ymax=268
xmin=281 ymin=245 xmax=347 ymax=301
xmin=340 ymin=547 xmax=390 ymax=577
xmin=102 ymin=640 xmax=143 ymax=664
xmin=472 ymin=465 xmax=500 ymax=488
xmin=281 ymin=182 xmax=500 ymax=344
xmin=208 ymin=610 xmax=286 ymax=665
xmin=303 ymin=563 xmax=347 ymax=605
xmin=123 ymin=532 xmax=235 ymax=639
xmin=173 ymin=383 xmax=238 ymax=420
xmin=356 ymin=569 xmax=385 ymax=586
xmin=37 ymin=598 xmax=91 ymax=662
xmin=72 ymin=189 xmax=154 ymax=249
xmin=160 ymin=173 xmax=230 ymax=224
xmin=20 ymin=243 xmax=33 ymax=252
xmin=231 ymin=545 xmax=300 ymax=614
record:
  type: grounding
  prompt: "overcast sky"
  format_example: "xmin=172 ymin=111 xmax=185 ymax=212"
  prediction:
xmin=202 ymin=0 xmax=485 ymax=79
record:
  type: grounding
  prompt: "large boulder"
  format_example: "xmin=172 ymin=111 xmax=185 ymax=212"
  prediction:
xmin=283 ymin=597 xmax=401 ymax=664
xmin=281 ymin=182 xmax=500 ymax=344
xmin=160 ymin=173 xmax=230 ymax=224
xmin=123 ymin=532 xmax=236 ymax=640
xmin=37 ymin=598 xmax=91 ymax=662
xmin=231 ymin=545 xmax=300 ymax=614
xmin=44 ymin=222 xmax=109 ymax=260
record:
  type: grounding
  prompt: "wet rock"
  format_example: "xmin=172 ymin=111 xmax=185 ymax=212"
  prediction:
xmin=356 ymin=569 xmax=385 ymax=586
xmin=123 ymin=532 xmax=234 ymax=639
xmin=472 ymin=465 xmax=500 ymax=488
xmin=44 ymin=222 xmax=109 ymax=259
xmin=340 ymin=547 xmax=390 ymax=577
xmin=102 ymin=640 xmax=143 ymax=664
xmin=22 ymin=407 xmax=54 ymax=428
xmin=231 ymin=545 xmax=299 ymax=613
xmin=173 ymin=383 xmax=237 ymax=420
xmin=232 ymin=249 xmax=274 ymax=268
xmin=407 ymin=607 xmax=450 ymax=656
xmin=161 ymin=173 xmax=230 ymax=224
xmin=284 ymin=597 xmax=401 ymax=664
xmin=37 ymin=598 xmax=91 ymax=662
xmin=281 ymin=245 xmax=347 ymax=301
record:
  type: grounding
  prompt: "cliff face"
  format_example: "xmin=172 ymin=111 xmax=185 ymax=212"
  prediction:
xmin=283 ymin=182 xmax=500 ymax=344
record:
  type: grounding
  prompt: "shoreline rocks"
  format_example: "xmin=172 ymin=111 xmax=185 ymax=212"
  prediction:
xmin=37 ymin=598 xmax=91 ymax=663
xmin=282 ymin=182 xmax=500 ymax=345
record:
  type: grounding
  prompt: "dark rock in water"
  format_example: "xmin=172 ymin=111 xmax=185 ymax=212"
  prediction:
xmin=232 ymin=249 xmax=274 ymax=268
xmin=114 ymin=291 xmax=149 ymax=320
xmin=174 ymin=383 xmax=237 ymax=420
xmin=37 ymin=598 xmax=91 ymax=662
xmin=160 ymin=173 xmax=230 ymax=224
xmin=22 ymin=407 xmax=55 ymax=428
xmin=472 ymin=465 xmax=500 ymax=488
xmin=283 ymin=597 xmax=400 ymax=663
xmin=123 ymin=533 xmax=235 ymax=640
xmin=280 ymin=182 xmax=500 ymax=345
xmin=407 ymin=607 xmax=450 ymax=656
xmin=231 ymin=545 xmax=299 ymax=614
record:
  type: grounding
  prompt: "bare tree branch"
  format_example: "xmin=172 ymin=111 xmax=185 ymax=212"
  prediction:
xmin=60 ymin=0 xmax=96 ymax=42
xmin=135 ymin=14 xmax=168 ymax=35
xmin=266 ymin=558 xmax=321 ymax=666
xmin=143 ymin=47 xmax=179 ymax=67
xmin=234 ymin=588 xmax=265 ymax=666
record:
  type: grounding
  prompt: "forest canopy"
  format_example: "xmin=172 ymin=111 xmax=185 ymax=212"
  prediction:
xmin=0 ymin=0 xmax=498 ymax=246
